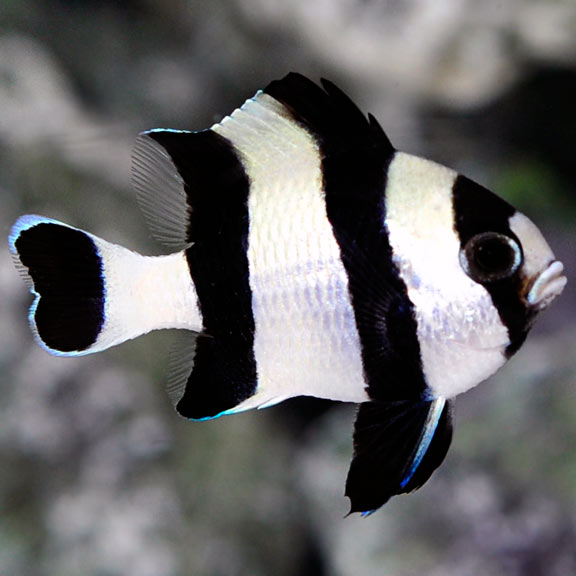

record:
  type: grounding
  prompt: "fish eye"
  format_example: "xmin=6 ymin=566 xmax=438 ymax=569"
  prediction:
xmin=460 ymin=232 xmax=522 ymax=283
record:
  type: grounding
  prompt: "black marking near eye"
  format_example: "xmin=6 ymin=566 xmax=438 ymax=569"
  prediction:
xmin=147 ymin=130 xmax=257 ymax=419
xmin=452 ymin=175 xmax=532 ymax=357
xmin=265 ymin=73 xmax=427 ymax=401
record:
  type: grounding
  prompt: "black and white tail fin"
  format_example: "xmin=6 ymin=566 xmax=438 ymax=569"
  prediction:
xmin=9 ymin=216 xmax=107 ymax=356
xmin=345 ymin=398 xmax=453 ymax=515
xmin=9 ymin=215 xmax=201 ymax=357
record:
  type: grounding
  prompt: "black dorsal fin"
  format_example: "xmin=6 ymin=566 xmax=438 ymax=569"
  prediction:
xmin=345 ymin=398 xmax=453 ymax=515
xmin=264 ymin=72 xmax=394 ymax=156
xmin=132 ymin=128 xmax=250 ymax=250
xmin=132 ymin=74 xmax=394 ymax=252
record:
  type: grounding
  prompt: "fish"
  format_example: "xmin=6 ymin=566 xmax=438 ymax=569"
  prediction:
xmin=9 ymin=73 xmax=566 ymax=515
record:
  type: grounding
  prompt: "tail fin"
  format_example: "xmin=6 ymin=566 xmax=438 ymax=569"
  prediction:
xmin=9 ymin=215 xmax=106 ymax=356
xmin=10 ymin=215 xmax=202 ymax=357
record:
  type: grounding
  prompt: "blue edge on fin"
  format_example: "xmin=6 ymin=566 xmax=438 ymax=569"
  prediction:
xmin=359 ymin=398 xmax=446 ymax=517
xmin=399 ymin=398 xmax=446 ymax=488
xmin=190 ymin=406 xmax=241 ymax=422
xmin=347 ymin=397 xmax=452 ymax=516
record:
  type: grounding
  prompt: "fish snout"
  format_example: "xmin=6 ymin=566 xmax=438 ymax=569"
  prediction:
xmin=525 ymin=260 xmax=567 ymax=311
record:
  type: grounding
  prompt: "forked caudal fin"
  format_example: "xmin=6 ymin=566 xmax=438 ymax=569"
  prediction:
xmin=9 ymin=216 xmax=106 ymax=355
xmin=9 ymin=215 xmax=201 ymax=356
xmin=345 ymin=397 xmax=453 ymax=515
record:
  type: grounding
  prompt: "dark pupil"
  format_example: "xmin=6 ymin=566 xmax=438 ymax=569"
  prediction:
xmin=473 ymin=236 xmax=515 ymax=275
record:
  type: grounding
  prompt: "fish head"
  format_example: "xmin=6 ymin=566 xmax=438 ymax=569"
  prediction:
xmin=386 ymin=155 xmax=567 ymax=398
xmin=457 ymin=206 xmax=566 ymax=355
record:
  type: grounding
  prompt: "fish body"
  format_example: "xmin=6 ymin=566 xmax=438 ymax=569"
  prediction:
xmin=9 ymin=74 xmax=566 ymax=514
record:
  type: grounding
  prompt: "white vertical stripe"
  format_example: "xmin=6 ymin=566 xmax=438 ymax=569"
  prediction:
xmin=385 ymin=153 xmax=509 ymax=398
xmin=213 ymin=93 xmax=368 ymax=407
xmin=93 ymin=240 xmax=202 ymax=353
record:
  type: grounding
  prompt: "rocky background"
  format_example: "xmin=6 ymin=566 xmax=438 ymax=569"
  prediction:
xmin=1 ymin=1 xmax=576 ymax=575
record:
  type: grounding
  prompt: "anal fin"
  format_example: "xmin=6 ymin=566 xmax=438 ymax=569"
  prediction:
xmin=166 ymin=330 xmax=257 ymax=421
xmin=345 ymin=397 xmax=453 ymax=515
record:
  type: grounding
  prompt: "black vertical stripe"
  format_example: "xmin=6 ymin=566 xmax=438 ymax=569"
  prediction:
xmin=265 ymin=74 xmax=427 ymax=401
xmin=147 ymin=130 xmax=257 ymax=419
xmin=452 ymin=175 xmax=533 ymax=357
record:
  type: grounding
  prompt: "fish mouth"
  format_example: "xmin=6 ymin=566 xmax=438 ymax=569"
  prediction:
xmin=525 ymin=260 xmax=567 ymax=311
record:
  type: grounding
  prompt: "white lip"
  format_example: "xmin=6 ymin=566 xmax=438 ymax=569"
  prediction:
xmin=526 ymin=260 xmax=567 ymax=310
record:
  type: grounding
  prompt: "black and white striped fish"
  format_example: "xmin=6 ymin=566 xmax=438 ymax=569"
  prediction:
xmin=9 ymin=73 xmax=566 ymax=515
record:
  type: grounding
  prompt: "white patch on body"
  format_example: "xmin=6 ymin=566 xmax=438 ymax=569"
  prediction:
xmin=213 ymin=93 xmax=369 ymax=408
xmin=385 ymin=153 xmax=510 ymax=398
xmin=92 ymin=239 xmax=201 ymax=352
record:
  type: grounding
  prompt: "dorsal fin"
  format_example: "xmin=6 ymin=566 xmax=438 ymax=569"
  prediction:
xmin=131 ymin=74 xmax=394 ymax=252
xmin=132 ymin=127 xmax=253 ymax=251
xmin=131 ymin=130 xmax=192 ymax=250
xmin=264 ymin=72 xmax=394 ymax=156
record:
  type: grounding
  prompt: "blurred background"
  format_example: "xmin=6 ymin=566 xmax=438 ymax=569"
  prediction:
xmin=1 ymin=1 xmax=576 ymax=575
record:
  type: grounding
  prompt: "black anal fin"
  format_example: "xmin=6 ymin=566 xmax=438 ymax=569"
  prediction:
xmin=345 ymin=398 xmax=453 ymax=515
xmin=172 ymin=332 xmax=257 ymax=421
